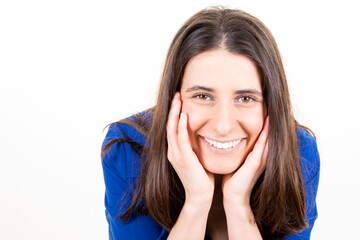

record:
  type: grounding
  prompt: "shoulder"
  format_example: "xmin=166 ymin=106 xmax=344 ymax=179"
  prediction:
xmin=296 ymin=127 xmax=320 ymax=185
xmin=295 ymin=128 xmax=320 ymax=230
xmin=101 ymin=109 xmax=152 ymax=180
xmin=102 ymin=109 xmax=152 ymax=150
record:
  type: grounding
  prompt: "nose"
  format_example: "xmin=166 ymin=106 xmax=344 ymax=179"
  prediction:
xmin=211 ymin=101 xmax=236 ymax=137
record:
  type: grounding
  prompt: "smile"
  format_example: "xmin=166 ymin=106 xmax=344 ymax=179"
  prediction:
xmin=202 ymin=137 xmax=243 ymax=149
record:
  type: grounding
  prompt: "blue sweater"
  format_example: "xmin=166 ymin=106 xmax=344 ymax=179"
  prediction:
xmin=101 ymin=112 xmax=320 ymax=240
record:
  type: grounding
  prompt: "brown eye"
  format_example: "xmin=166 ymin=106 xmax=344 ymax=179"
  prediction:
xmin=242 ymin=97 xmax=250 ymax=102
xmin=237 ymin=96 xmax=254 ymax=103
xmin=195 ymin=94 xmax=211 ymax=100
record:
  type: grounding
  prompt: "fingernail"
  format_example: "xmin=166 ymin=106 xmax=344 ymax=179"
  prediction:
xmin=174 ymin=92 xmax=180 ymax=99
xmin=172 ymin=93 xmax=178 ymax=105
xmin=180 ymin=113 xmax=187 ymax=121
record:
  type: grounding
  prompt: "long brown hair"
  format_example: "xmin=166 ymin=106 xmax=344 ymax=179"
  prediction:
xmin=102 ymin=6 xmax=310 ymax=239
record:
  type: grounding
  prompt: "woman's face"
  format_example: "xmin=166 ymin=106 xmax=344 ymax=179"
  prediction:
xmin=180 ymin=49 xmax=267 ymax=174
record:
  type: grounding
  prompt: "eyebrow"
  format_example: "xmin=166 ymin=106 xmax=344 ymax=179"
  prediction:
xmin=234 ymin=89 xmax=263 ymax=96
xmin=185 ymin=85 xmax=214 ymax=92
xmin=185 ymin=85 xmax=263 ymax=96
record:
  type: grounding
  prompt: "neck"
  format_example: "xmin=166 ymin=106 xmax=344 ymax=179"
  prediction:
xmin=212 ymin=174 xmax=224 ymax=209
xmin=206 ymin=174 xmax=229 ymax=239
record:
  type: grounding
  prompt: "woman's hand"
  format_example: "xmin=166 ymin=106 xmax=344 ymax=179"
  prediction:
xmin=222 ymin=116 xmax=269 ymax=209
xmin=166 ymin=93 xmax=214 ymax=239
xmin=166 ymin=92 xmax=215 ymax=206
xmin=221 ymin=117 xmax=268 ymax=239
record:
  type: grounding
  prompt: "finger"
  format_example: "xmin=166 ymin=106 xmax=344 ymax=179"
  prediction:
xmin=178 ymin=112 xmax=198 ymax=161
xmin=178 ymin=113 xmax=190 ymax=151
xmin=166 ymin=92 xmax=181 ymax=133
xmin=241 ymin=116 xmax=269 ymax=173
xmin=248 ymin=116 xmax=269 ymax=161
xmin=166 ymin=92 xmax=181 ymax=158
xmin=260 ymin=140 xmax=269 ymax=170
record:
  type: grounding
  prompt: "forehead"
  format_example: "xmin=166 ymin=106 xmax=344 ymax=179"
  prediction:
xmin=181 ymin=49 xmax=262 ymax=91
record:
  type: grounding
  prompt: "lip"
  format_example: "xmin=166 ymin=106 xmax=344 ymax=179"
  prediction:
xmin=199 ymin=135 xmax=245 ymax=154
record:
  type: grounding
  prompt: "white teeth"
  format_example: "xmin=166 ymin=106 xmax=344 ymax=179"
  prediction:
xmin=203 ymin=137 xmax=242 ymax=149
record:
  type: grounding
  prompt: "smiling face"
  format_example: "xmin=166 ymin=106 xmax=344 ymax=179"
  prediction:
xmin=180 ymin=49 xmax=267 ymax=174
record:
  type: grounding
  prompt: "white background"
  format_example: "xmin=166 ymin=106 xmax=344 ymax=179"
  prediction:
xmin=1 ymin=0 xmax=359 ymax=239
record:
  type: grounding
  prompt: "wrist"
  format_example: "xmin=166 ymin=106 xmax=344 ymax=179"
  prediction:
xmin=185 ymin=188 xmax=214 ymax=207
xmin=179 ymin=199 xmax=212 ymax=225
xmin=185 ymin=196 xmax=213 ymax=211
xmin=168 ymin=197 xmax=212 ymax=239
xmin=223 ymin=202 xmax=255 ymax=223
xmin=223 ymin=195 xmax=249 ymax=208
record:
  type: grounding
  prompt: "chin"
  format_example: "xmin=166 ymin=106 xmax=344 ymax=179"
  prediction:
xmin=199 ymin=157 xmax=244 ymax=175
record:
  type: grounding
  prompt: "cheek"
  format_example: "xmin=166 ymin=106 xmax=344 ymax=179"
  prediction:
xmin=181 ymin=100 xmax=208 ymax=136
xmin=241 ymin=108 xmax=266 ymax=139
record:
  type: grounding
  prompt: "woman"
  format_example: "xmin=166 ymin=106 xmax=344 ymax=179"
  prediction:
xmin=101 ymin=6 xmax=320 ymax=240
